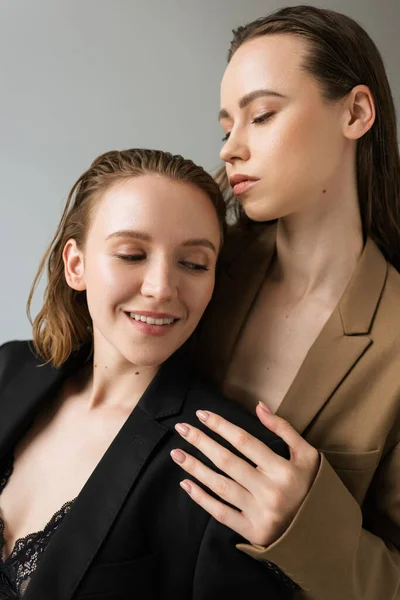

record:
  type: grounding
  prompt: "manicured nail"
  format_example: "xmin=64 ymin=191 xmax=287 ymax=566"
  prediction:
xmin=180 ymin=480 xmax=192 ymax=494
xmin=171 ymin=449 xmax=186 ymax=464
xmin=258 ymin=402 xmax=272 ymax=414
xmin=196 ymin=410 xmax=209 ymax=422
xmin=175 ymin=423 xmax=190 ymax=437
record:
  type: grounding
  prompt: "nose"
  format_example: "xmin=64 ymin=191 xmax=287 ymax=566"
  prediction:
xmin=219 ymin=126 xmax=250 ymax=164
xmin=140 ymin=256 xmax=178 ymax=302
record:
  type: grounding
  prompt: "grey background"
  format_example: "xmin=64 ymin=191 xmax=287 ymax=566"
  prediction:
xmin=1 ymin=0 xmax=399 ymax=343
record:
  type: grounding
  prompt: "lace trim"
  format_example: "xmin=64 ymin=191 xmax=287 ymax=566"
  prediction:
xmin=0 ymin=454 xmax=75 ymax=597
xmin=0 ymin=457 xmax=13 ymax=497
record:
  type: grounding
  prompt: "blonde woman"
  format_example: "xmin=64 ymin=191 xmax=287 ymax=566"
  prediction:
xmin=0 ymin=149 xmax=293 ymax=599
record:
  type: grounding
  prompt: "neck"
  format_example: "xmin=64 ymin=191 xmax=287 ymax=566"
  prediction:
xmin=271 ymin=176 xmax=363 ymax=302
xmin=81 ymin=344 xmax=159 ymax=412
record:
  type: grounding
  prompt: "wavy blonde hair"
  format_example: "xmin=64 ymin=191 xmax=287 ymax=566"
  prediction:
xmin=27 ymin=149 xmax=225 ymax=367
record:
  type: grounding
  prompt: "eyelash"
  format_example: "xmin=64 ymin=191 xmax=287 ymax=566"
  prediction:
xmin=117 ymin=254 xmax=144 ymax=262
xmin=222 ymin=112 xmax=275 ymax=142
xmin=182 ymin=262 xmax=209 ymax=272
xmin=116 ymin=255 xmax=209 ymax=272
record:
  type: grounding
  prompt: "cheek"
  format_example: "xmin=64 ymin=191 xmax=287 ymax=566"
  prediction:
xmin=85 ymin=260 xmax=113 ymax=298
xmin=184 ymin=276 xmax=215 ymax=320
xmin=268 ymin=116 xmax=313 ymax=162
xmin=284 ymin=107 xmax=341 ymax=167
xmin=85 ymin=257 xmax=139 ymax=306
xmin=256 ymin=111 xmax=338 ymax=187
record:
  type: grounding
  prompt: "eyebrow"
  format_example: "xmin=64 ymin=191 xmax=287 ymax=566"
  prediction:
xmin=182 ymin=239 xmax=217 ymax=253
xmin=106 ymin=230 xmax=217 ymax=254
xmin=218 ymin=88 xmax=286 ymax=121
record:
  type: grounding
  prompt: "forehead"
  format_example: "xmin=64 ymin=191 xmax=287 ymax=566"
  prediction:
xmin=89 ymin=174 xmax=220 ymax=241
xmin=221 ymin=34 xmax=308 ymax=100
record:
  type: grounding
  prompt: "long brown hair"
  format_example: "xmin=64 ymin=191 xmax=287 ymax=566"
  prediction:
xmin=218 ymin=5 xmax=400 ymax=270
xmin=27 ymin=149 xmax=225 ymax=367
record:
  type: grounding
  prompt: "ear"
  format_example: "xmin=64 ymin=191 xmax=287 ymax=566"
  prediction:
xmin=63 ymin=238 xmax=86 ymax=291
xmin=343 ymin=84 xmax=376 ymax=140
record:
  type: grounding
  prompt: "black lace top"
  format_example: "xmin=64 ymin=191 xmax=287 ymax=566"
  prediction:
xmin=0 ymin=456 xmax=74 ymax=598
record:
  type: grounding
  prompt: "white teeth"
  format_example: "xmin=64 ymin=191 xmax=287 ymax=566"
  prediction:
xmin=129 ymin=313 xmax=175 ymax=326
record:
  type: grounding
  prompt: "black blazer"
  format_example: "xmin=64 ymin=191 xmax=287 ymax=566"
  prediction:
xmin=0 ymin=341 xmax=293 ymax=600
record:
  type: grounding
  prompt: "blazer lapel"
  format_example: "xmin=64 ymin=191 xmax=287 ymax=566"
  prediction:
xmin=276 ymin=310 xmax=372 ymax=433
xmin=24 ymin=349 xmax=192 ymax=600
xmin=277 ymin=239 xmax=388 ymax=434
xmin=200 ymin=225 xmax=388 ymax=436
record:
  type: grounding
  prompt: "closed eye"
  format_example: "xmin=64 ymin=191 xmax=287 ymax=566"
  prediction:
xmin=221 ymin=112 xmax=274 ymax=143
xmin=116 ymin=254 xmax=145 ymax=262
xmin=180 ymin=261 xmax=209 ymax=272
xmin=252 ymin=111 xmax=275 ymax=124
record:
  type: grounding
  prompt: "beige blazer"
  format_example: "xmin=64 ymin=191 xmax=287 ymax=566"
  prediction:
xmin=196 ymin=225 xmax=400 ymax=600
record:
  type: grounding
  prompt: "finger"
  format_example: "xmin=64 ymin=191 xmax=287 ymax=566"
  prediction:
xmin=194 ymin=410 xmax=287 ymax=470
xmin=256 ymin=403 xmax=314 ymax=463
xmin=174 ymin=423 xmax=260 ymax=491
xmin=170 ymin=448 xmax=251 ymax=509
xmin=179 ymin=478 xmax=250 ymax=540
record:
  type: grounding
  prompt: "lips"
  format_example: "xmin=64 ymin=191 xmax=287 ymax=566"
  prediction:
xmin=129 ymin=313 xmax=175 ymax=326
xmin=125 ymin=310 xmax=180 ymax=320
xmin=125 ymin=312 xmax=179 ymax=337
xmin=229 ymin=174 xmax=260 ymax=196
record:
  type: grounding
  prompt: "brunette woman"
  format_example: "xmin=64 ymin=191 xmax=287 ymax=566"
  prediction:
xmin=172 ymin=7 xmax=400 ymax=600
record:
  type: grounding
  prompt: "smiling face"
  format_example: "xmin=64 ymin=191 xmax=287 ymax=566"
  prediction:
xmin=219 ymin=34 xmax=350 ymax=221
xmin=63 ymin=174 xmax=221 ymax=368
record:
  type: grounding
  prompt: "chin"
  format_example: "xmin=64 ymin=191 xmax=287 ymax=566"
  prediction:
xmin=241 ymin=203 xmax=278 ymax=222
xmin=122 ymin=337 xmax=188 ymax=369
xmin=123 ymin=349 xmax=172 ymax=368
xmin=240 ymin=193 xmax=284 ymax=222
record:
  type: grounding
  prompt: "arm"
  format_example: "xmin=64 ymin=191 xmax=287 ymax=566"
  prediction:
xmin=238 ymin=445 xmax=400 ymax=600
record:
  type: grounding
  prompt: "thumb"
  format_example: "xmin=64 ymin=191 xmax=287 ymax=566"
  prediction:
xmin=256 ymin=402 xmax=303 ymax=459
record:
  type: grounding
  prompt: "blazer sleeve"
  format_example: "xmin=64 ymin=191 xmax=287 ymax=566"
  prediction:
xmin=236 ymin=447 xmax=400 ymax=600
xmin=192 ymin=515 xmax=296 ymax=600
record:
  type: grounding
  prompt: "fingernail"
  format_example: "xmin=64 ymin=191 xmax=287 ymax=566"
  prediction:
xmin=175 ymin=423 xmax=190 ymax=437
xmin=258 ymin=402 xmax=272 ymax=414
xmin=171 ymin=449 xmax=186 ymax=464
xmin=196 ymin=410 xmax=209 ymax=422
xmin=180 ymin=480 xmax=192 ymax=494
